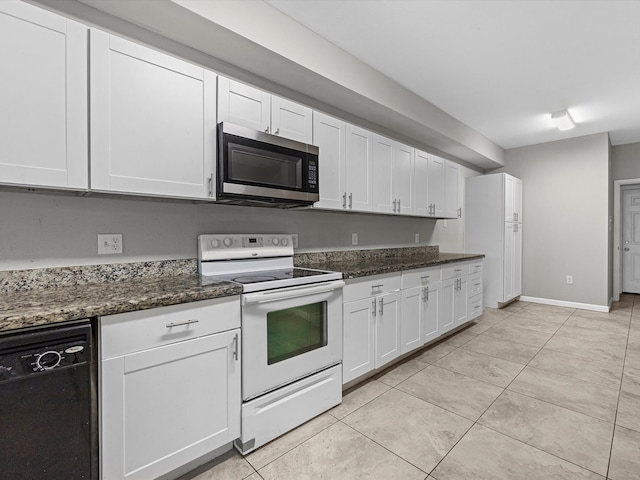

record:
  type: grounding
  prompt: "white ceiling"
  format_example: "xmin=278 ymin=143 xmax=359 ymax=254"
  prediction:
xmin=266 ymin=0 xmax=640 ymax=150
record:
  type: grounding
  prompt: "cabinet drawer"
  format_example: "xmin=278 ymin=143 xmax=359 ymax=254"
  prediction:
xmin=441 ymin=262 xmax=470 ymax=280
xmin=468 ymin=293 xmax=483 ymax=321
xmin=343 ymin=272 xmax=401 ymax=303
xmin=469 ymin=260 xmax=483 ymax=276
xmin=101 ymin=296 xmax=241 ymax=359
xmin=468 ymin=274 xmax=483 ymax=296
xmin=402 ymin=266 xmax=441 ymax=289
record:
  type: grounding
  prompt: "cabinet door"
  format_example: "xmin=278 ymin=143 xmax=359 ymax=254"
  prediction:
xmin=427 ymin=155 xmax=445 ymax=217
xmin=414 ymin=150 xmax=430 ymax=216
xmin=514 ymin=177 xmax=523 ymax=222
xmin=372 ymin=134 xmax=394 ymax=213
xmin=0 ymin=1 xmax=87 ymax=189
xmin=444 ymin=160 xmax=459 ymax=219
xmin=312 ymin=112 xmax=346 ymax=210
xmin=271 ymin=95 xmax=313 ymax=143
xmin=503 ymin=222 xmax=515 ymax=301
xmin=343 ymin=298 xmax=375 ymax=384
xmin=513 ymin=223 xmax=523 ymax=297
xmin=401 ymin=286 xmax=423 ymax=354
xmin=217 ymin=76 xmax=270 ymax=133
xmin=424 ymin=282 xmax=441 ymax=343
xmin=504 ymin=175 xmax=523 ymax=222
xmin=101 ymin=329 xmax=241 ymax=480
xmin=440 ymin=278 xmax=455 ymax=334
xmin=375 ymin=291 xmax=401 ymax=368
xmin=393 ymin=142 xmax=415 ymax=215
xmin=344 ymin=124 xmax=373 ymax=212
xmin=91 ymin=30 xmax=216 ymax=199
xmin=454 ymin=277 xmax=469 ymax=326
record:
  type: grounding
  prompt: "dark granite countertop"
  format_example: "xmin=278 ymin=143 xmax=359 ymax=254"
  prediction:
xmin=295 ymin=247 xmax=484 ymax=280
xmin=0 ymin=274 xmax=242 ymax=333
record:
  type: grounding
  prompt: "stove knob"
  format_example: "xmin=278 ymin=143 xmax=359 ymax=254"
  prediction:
xmin=211 ymin=239 xmax=220 ymax=248
xmin=223 ymin=237 xmax=233 ymax=247
xmin=272 ymin=237 xmax=280 ymax=246
xmin=281 ymin=237 xmax=289 ymax=246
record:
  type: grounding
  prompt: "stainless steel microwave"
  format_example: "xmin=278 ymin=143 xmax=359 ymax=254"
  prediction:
xmin=216 ymin=122 xmax=319 ymax=207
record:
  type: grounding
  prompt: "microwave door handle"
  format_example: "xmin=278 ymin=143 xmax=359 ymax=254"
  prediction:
xmin=242 ymin=280 xmax=345 ymax=305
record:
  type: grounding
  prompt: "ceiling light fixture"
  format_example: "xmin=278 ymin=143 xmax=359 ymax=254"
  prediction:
xmin=551 ymin=110 xmax=575 ymax=131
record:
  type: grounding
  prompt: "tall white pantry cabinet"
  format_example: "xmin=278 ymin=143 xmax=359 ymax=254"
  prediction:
xmin=465 ymin=173 xmax=523 ymax=308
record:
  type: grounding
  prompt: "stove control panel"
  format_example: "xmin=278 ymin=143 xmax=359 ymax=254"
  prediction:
xmin=198 ymin=234 xmax=295 ymax=261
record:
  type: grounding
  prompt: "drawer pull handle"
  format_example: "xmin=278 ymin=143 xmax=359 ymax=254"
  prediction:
xmin=371 ymin=284 xmax=384 ymax=289
xmin=475 ymin=283 xmax=481 ymax=286
xmin=454 ymin=269 xmax=462 ymax=272
xmin=166 ymin=319 xmax=199 ymax=328
xmin=233 ymin=333 xmax=239 ymax=361
xmin=421 ymin=275 xmax=430 ymax=280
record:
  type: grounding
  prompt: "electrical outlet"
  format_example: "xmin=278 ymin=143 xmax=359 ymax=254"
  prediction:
xmin=98 ymin=234 xmax=123 ymax=255
xmin=443 ymin=220 xmax=448 ymax=228
xmin=415 ymin=233 xmax=420 ymax=244
xmin=351 ymin=233 xmax=359 ymax=246
xmin=566 ymin=275 xmax=574 ymax=285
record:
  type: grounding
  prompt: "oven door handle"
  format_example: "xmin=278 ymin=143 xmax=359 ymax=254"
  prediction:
xmin=242 ymin=280 xmax=345 ymax=305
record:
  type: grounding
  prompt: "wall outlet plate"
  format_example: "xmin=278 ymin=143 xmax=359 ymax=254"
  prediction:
xmin=351 ymin=233 xmax=358 ymax=246
xmin=566 ymin=275 xmax=574 ymax=285
xmin=98 ymin=234 xmax=123 ymax=255
xmin=415 ymin=233 xmax=420 ymax=243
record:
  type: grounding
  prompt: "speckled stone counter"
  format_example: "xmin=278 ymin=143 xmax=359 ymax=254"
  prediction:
xmin=295 ymin=246 xmax=484 ymax=279
xmin=0 ymin=260 xmax=242 ymax=333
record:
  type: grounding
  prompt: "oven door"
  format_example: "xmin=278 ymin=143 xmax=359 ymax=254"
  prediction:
xmin=241 ymin=280 xmax=344 ymax=401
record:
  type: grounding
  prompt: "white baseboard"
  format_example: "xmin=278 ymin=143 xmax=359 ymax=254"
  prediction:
xmin=519 ymin=296 xmax=610 ymax=313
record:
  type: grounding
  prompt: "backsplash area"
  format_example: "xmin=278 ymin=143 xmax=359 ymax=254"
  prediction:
xmin=0 ymin=188 xmax=467 ymax=271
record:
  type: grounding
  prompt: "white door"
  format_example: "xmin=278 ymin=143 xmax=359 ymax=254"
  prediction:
xmin=343 ymin=298 xmax=375 ymax=384
xmin=401 ymin=287 xmax=423 ymax=354
xmin=424 ymin=282 xmax=440 ymax=343
xmin=372 ymin=134 xmax=394 ymax=213
xmin=414 ymin=150 xmax=430 ymax=216
xmin=0 ymin=1 xmax=87 ymax=189
xmin=393 ymin=141 xmax=415 ymax=215
xmin=444 ymin=160 xmax=459 ymax=219
xmin=217 ymin=76 xmax=271 ymax=133
xmin=427 ymin=155 xmax=445 ymax=217
xmin=454 ymin=277 xmax=468 ymax=326
xmin=345 ymin=124 xmax=373 ymax=212
xmin=271 ymin=95 xmax=313 ymax=143
xmin=101 ymin=330 xmax=240 ymax=480
xmin=622 ymin=187 xmax=640 ymax=293
xmin=375 ymin=291 xmax=401 ymax=368
xmin=90 ymin=30 xmax=216 ymax=198
xmin=312 ymin=112 xmax=346 ymax=210
xmin=514 ymin=177 xmax=523 ymax=222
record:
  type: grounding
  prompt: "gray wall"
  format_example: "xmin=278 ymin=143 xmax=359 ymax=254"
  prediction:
xmin=0 ymin=166 xmax=478 ymax=270
xmin=612 ymin=142 xmax=640 ymax=180
xmin=501 ymin=133 xmax=611 ymax=307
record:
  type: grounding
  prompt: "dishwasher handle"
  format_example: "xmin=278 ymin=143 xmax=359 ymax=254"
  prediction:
xmin=242 ymin=280 xmax=345 ymax=305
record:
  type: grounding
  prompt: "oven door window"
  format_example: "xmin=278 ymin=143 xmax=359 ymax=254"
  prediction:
xmin=228 ymin=143 xmax=303 ymax=189
xmin=266 ymin=301 xmax=327 ymax=365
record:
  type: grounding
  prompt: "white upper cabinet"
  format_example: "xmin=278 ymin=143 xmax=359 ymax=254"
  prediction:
xmin=0 ymin=1 xmax=88 ymax=190
xmin=504 ymin=174 xmax=523 ymax=222
xmin=312 ymin=112 xmax=346 ymax=210
xmin=372 ymin=134 xmax=394 ymax=213
xmin=90 ymin=30 xmax=216 ymax=199
xmin=444 ymin=160 xmax=460 ymax=219
xmin=414 ymin=149 xmax=430 ymax=216
xmin=393 ymin=141 xmax=415 ymax=215
xmin=218 ymin=77 xmax=312 ymax=144
xmin=428 ymin=153 xmax=446 ymax=217
xmin=344 ymin=124 xmax=373 ymax=212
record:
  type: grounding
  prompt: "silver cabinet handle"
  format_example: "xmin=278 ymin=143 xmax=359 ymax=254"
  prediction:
xmin=233 ymin=333 xmax=239 ymax=361
xmin=371 ymin=284 xmax=384 ymax=290
xmin=398 ymin=199 xmax=401 ymax=212
xmin=265 ymin=127 xmax=269 ymax=133
xmin=372 ymin=298 xmax=376 ymax=317
xmin=379 ymin=298 xmax=384 ymax=316
xmin=624 ymin=247 xmax=630 ymax=251
xmin=342 ymin=192 xmax=347 ymax=209
xmin=421 ymin=275 xmax=430 ymax=281
xmin=208 ymin=173 xmax=214 ymax=198
xmin=514 ymin=224 xmax=519 ymax=233
xmin=349 ymin=192 xmax=353 ymax=209
xmin=393 ymin=199 xmax=397 ymax=213
xmin=166 ymin=319 xmax=199 ymax=328
xmin=275 ymin=128 xmax=280 ymax=135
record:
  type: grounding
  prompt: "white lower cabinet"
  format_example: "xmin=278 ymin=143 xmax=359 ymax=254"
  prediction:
xmin=100 ymin=297 xmax=241 ymax=480
xmin=342 ymin=273 xmax=401 ymax=384
xmin=401 ymin=266 xmax=441 ymax=353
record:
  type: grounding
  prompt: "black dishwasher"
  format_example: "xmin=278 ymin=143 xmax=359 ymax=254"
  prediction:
xmin=0 ymin=319 xmax=97 ymax=479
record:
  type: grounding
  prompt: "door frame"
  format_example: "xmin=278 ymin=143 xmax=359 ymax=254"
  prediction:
xmin=613 ymin=178 xmax=640 ymax=301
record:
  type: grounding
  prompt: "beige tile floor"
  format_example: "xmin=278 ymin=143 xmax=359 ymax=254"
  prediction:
xmin=179 ymin=297 xmax=640 ymax=480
